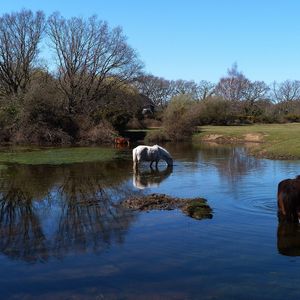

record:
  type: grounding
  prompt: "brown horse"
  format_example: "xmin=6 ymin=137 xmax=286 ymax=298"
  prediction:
xmin=278 ymin=175 xmax=300 ymax=223
xmin=114 ymin=137 xmax=130 ymax=147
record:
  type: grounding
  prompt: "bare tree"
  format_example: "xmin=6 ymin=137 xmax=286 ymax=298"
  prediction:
xmin=243 ymin=80 xmax=270 ymax=103
xmin=134 ymin=74 xmax=174 ymax=107
xmin=272 ymin=80 xmax=300 ymax=114
xmin=134 ymin=76 xmax=214 ymax=107
xmin=172 ymin=79 xmax=199 ymax=98
xmin=215 ymin=63 xmax=249 ymax=101
xmin=47 ymin=13 xmax=143 ymax=114
xmin=197 ymin=80 xmax=215 ymax=100
xmin=272 ymin=80 xmax=300 ymax=102
xmin=0 ymin=9 xmax=45 ymax=97
xmin=242 ymin=81 xmax=270 ymax=115
xmin=134 ymin=76 xmax=216 ymax=108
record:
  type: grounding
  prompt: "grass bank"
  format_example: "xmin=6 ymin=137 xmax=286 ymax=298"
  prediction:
xmin=0 ymin=147 xmax=117 ymax=165
xmin=194 ymin=123 xmax=300 ymax=160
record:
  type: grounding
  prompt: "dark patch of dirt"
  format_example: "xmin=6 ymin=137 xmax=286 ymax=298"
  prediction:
xmin=201 ymin=134 xmax=240 ymax=144
xmin=249 ymin=149 xmax=298 ymax=160
xmin=121 ymin=193 xmax=213 ymax=220
xmin=201 ymin=133 xmax=264 ymax=144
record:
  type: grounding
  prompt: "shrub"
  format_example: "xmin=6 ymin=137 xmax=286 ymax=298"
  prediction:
xmin=196 ymin=97 xmax=237 ymax=125
xmin=79 ymin=121 xmax=117 ymax=145
xmin=284 ymin=113 xmax=300 ymax=123
xmin=12 ymin=123 xmax=72 ymax=145
xmin=126 ymin=117 xmax=145 ymax=129
xmin=162 ymin=94 xmax=198 ymax=141
xmin=142 ymin=118 xmax=162 ymax=128
xmin=17 ymin=73 xmax=78 ymax=144
xmin=92 ymin=104 xmax=132 ymax=132
xmin=144 ymin=129 xmax=169 ymax=143
xmin=0 ymin=102 xmax=21 ymax=142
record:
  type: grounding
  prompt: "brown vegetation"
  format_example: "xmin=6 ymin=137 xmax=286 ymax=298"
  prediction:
xmin=121 ymin=193 xmax=213 ymax=220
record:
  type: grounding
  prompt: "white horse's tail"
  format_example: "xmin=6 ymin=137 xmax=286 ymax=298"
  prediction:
xmin=132 ymin=147 xmax=138 ymax=168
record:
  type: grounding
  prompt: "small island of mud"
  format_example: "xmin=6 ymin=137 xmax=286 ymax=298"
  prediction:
xmin=121 ymin=193 xmax=213 ymax=220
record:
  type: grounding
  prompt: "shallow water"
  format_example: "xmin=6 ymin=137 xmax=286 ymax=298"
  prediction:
xmin=0 ymin=143 xmax=300 ymax=299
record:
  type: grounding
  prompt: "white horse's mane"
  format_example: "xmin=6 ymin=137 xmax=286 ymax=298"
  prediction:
xmin=156 ymin=145 xmax=171 ymax=157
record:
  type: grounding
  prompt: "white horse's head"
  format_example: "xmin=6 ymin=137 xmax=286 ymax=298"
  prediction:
xmin=157 ymin=145 xmax=173 ymax=166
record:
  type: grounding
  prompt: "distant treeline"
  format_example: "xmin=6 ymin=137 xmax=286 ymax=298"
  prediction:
xmin=0 ymin=10 xmax=299 ymax=145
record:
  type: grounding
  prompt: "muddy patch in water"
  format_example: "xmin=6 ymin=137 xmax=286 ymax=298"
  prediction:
xmin=121 ymin=193 xmax=213 ymax=220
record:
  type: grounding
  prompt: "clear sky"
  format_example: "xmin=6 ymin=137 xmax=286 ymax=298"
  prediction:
xmin=1 ymin=0 xmax=300 ymax=84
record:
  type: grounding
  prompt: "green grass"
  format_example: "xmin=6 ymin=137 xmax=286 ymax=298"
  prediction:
xmin=0 ymin=147 xmax=117 ymax=165
xmin=194 ymin=123 xmax=300 ymax=159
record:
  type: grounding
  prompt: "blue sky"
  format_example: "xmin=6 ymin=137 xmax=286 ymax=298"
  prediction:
xmin=1 ymin=0 xmax=300 ymax=84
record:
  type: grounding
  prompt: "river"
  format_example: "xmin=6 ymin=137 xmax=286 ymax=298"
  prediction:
xmin=0 ymin=143 xmax=300 ymax=299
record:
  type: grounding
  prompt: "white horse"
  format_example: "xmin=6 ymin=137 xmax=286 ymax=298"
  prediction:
xmin=132 ymin=145 xmax=173 ymax=169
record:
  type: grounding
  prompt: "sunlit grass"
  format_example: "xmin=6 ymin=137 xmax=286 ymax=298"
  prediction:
xmin=0 ymin=147 xmax=117 ymax=165
xmin=194 ymin=123 xmax=300 ymax=159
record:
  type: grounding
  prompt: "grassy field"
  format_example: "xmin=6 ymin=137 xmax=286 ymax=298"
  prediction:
xmin=0 ymin=147 xmax=117 ymax=165
xmin=194 ymin=123 xmax=300 ymax=159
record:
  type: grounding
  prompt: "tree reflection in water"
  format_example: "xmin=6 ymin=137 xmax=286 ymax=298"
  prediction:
xmin=54 ymin=169 xmax=134 ymax=257
xmin=0 ymin=181 xmax=48 ymax=263
xmin=0 ymin=161 xmax=137 ymax=263
xmin=196 ymin=142 xmax=262 ymax=182
xmin=165 ymin=142 xmax=263 ymax=183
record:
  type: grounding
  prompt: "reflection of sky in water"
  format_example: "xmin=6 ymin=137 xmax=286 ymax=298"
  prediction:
xmin=1 ymin=144 xmax=300 ymax=299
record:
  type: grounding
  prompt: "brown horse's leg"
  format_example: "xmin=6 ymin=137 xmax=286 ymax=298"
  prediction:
xmin=278 ymin=192 xmax=286 ymax=216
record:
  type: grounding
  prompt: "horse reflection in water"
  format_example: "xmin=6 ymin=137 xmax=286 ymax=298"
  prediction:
xmin=133 ymin=166 xmax=173 ymax=189
xmin=277 ymin=223 xmax=300 ymax=256
xmin=132 ymin=145 xmax=173 ymax=169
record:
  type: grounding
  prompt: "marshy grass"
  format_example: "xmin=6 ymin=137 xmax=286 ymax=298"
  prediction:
xmin=194 ymin=123 xmax=300 ymax=159
xmin=0 ymin=146 xmax=117 ymax=165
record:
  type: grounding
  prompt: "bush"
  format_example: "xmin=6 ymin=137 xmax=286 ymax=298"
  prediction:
xmin=0 ymin=102 xmax=21 ymax=142
xmin=144 ymin=129 xmax=169 ymax=143
xmin=97 ymin=108 xmax=131 ymax=132
xmin=79 ymin=121 xmax=117 ymax=145
xmin=162 ymin=94 xmax=198 ymax=141
xmin=284 ymin=113 xmax=300 ymax=122
xmin=126 ymin=117 xmax=145 ymax=129
xmin=12 ymin=123 xmax=72 ymax=145
xmin=16 ymin=73 xmax=78 ymax=144
xmin=196 ymin=97 xmax=237 ymax=125
xmin=126 ymin=117 xmax=162 ymax=130
xmin=142 ymin=118 xmax=162 ymax=128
